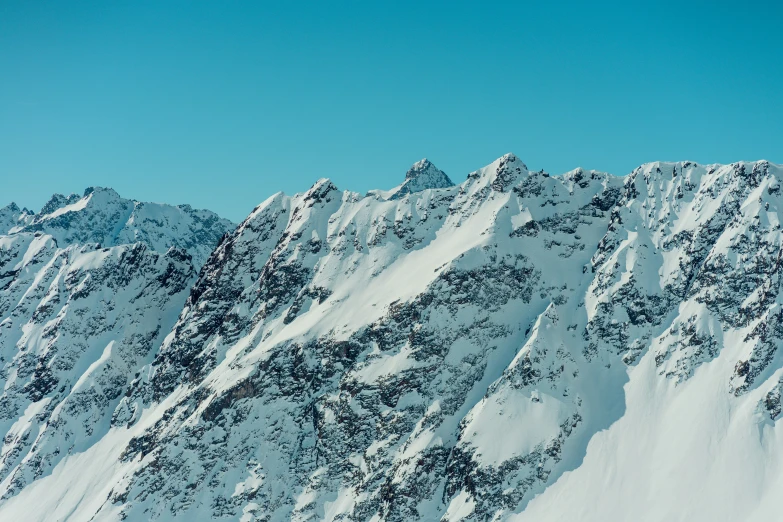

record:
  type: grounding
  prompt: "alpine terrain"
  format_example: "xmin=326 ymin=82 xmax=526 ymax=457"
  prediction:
xmin=0 ymin=155 xmax=782 ymax=521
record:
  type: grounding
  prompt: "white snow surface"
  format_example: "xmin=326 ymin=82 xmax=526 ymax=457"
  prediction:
xmin=1 ymin=157 xmax=783 ymax=521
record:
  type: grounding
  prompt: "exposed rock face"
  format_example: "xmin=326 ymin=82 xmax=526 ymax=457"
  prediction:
xmin=1 ymin=157 xmax=783 ymax=522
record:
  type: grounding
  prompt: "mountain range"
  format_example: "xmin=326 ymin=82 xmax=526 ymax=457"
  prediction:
xmin=0 ymin=154 xmax=781 ymax=521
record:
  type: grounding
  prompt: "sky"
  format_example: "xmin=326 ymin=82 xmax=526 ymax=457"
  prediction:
xmin=1 ymin=1 xmax=781 ymax=222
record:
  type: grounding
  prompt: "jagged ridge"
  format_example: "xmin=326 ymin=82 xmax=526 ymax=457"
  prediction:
xmin=0 ymin=157 xmax=782 ymax=522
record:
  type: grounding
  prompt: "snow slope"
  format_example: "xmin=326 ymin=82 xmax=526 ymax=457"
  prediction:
xmin=1 ymin=157 xmax=782 ymax=521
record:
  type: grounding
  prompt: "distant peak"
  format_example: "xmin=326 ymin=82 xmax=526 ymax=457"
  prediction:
xmin=302 ymin=178 xmax=339 ymax=206
xmin=0 ymin=202 xmax=27 ymax=234
xmin=308 ymin=178 xmax=338 ymax=193
xmin=466 ymin=153 xmax=530 ymax=192
xmin=83 ymin=186 xmax=120 ymax=198
xmin=39 ymin=193 xmax=82 ymax=216
xmin=388 ymin=159 xmax=454 ymax=200
xmin=405 ymin=158 xmax=438 ymax=180
xmin=499 ymin=153 xmax=526 ymax=170
xmin=1 ymin=202 xmax=20 ymax=213
xmin=36 ymin=187 xmax=124 ymax=219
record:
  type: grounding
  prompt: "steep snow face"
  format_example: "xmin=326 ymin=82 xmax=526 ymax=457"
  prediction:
xmin=1 ymin=157 xmax=783 ymax=522
xmin=0 ymin=190 xmax=234 ymax=505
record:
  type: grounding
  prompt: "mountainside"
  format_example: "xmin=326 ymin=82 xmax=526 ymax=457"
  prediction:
xmin=1 ymin=156 xmax=782 ymax=521
xmin=0 ymin=189 xmax=234 ymax=512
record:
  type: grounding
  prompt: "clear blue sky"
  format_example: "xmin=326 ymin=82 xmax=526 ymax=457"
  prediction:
xmin=1 ymin=1 xmax=781 ymax=222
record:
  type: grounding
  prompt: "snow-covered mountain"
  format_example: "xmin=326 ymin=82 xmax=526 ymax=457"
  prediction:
xmin=0 ymin=188 xmax=233 ymax=513
xmin=0 ymin=202 xmax=33 ymax=235
xmin=0 ymin=156 xmax=782 ymax=521
xmin=3 ymin=187 xmax=233 ymax=266
xmin=369 ymin=158 xmax=455 ymax=200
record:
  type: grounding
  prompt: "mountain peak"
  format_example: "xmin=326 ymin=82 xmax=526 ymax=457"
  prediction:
xmin=83 ymin=186 xmax=121 ymax=198
xmin=35 ymin=188 xmax=124 ymax=219
xmin=39 ymin=192 xmax=82 ymax=216
xmin=302 ymin=178 xmax=339 ymax=205
xmin=465 ymin=153 xmax=530 ymax=192
xmin=5 ymin=187 xmax=234 ymax=266
xmin=405 ymin=158 xmax=438 ymax=180
xmin=388 ymin=158 xmax=454 ymax=199
xmin=1 ymin=202 xmax=20 ymax=213
xmin=0 ymin=202 xmax=27 ymax=234
xmin=499 ymin=152 xmax=525 ymax=168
